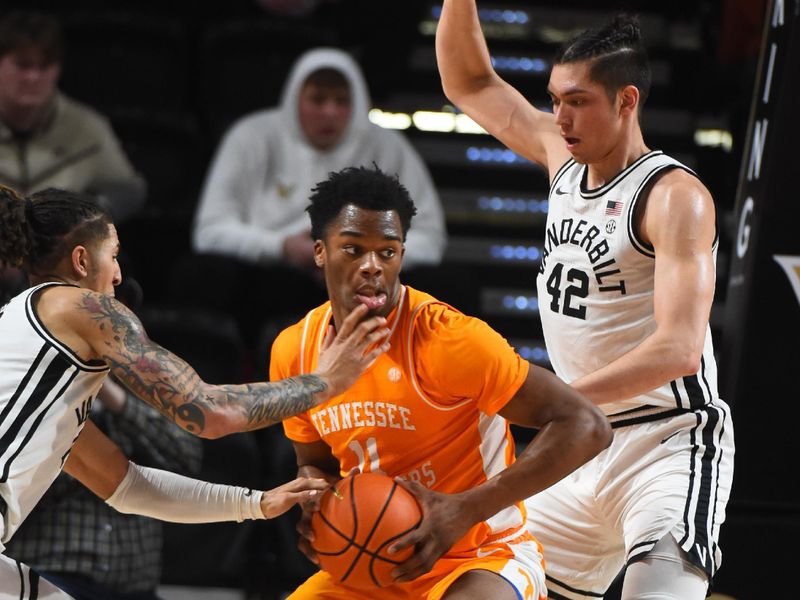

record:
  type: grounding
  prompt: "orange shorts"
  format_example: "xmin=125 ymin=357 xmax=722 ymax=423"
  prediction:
xmin=286 ymin=532 xmax=547 ymax=600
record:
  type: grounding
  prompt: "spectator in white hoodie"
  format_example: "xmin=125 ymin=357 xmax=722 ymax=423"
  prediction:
xmin=188 ymin=47 xmax=446 ymax=362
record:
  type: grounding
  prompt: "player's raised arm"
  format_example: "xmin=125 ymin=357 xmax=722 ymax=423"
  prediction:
xmin=70 ymin=291 xmax=390 ymax=438
xmin=436 ymin=0 xmax=566 ymax=173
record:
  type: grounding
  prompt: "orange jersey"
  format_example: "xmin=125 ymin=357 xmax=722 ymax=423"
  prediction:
xmin=277 ymin=286 xmax=530 ymax=552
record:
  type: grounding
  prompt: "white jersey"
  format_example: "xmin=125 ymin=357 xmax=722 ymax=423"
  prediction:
xmin=537 ymin=151 xmax=720 ymax=418
xmin=0 ymin=283 xmax=108 ymax=549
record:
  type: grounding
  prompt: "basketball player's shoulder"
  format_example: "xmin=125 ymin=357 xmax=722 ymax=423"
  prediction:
xmin=649 ymin=168 xmax=714 ymax=214
xmin=406 ymin=287 xmax=491 ymax=345
xmin=407 ymin=287 xmax=464 ymax=330
xmin=36 ymin=285 xmax=99 ymax=330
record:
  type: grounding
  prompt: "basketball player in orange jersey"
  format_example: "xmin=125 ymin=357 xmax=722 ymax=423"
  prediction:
xmin=273 ymin=165 xmax=613 ymax=600
xmin=437 ymin=2 xmax=735 ymax=598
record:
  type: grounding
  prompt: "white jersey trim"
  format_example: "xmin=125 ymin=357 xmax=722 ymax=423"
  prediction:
xmin=550 ymin=158 xmax=576 ymax=190
xmin=578 ymin=151 xmax=664 ymax=199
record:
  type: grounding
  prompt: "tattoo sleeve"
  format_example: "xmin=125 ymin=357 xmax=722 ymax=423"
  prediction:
xmin=78 ymin=292 xmax=328 ymax=436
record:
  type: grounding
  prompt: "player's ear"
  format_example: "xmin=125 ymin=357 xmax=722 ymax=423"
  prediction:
xmin=313 ymin=240 xmax=326 ymax=268
xmin=619 ymin=84 xmax=639 ymax=117
xmin=71 ymin=245 xmax=91 ymax=279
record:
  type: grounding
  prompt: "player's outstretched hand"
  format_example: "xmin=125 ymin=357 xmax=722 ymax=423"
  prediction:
xmin=315 ymin=304 xmax=391 ymax=398
xmin=296 ymin=467 xmax=357 ymax=565
xmin=260 ymin=477 xmax=330 ymax=519
xmin=388 ymin=478 xmax=475 ymax=583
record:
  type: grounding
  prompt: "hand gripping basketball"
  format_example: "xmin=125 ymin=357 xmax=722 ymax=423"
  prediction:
xmin=387 ymin=478 xmax=476 ymax=584
xmin=310 ymin=472 xmax=423 ymax=589
xmin=315 ymin=304 xmax=391 ymax=399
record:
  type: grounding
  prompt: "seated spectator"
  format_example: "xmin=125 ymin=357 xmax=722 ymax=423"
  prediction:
xmin=0 ymin=11 xmax=146 ymax=222
xmin=0 ymin=11 xmax=147 ymax=304
xmin=190 ymin=47 xmax=446 ymax=361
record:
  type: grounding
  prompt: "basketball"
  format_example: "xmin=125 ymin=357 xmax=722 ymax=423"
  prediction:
xmin=310 ymin=472 xmax=423 ymax=589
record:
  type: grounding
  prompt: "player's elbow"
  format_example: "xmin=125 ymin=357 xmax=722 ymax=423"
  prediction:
xmin=654 ymin=329 xmax=706 ymax=380
xmin=440 ymin=73 xmax=493 ymax=108
xmin=578 ymin=405 xmax=613 ymax=455
xmin=664 ymin=340 xmax=705 ymax=379
xmin=440 ymin=78 xmax=465 ymax=105
xmin=675 ymin=350 xmax=704 ymax=379
xmin=186 ymin=385 xmax=242 ymax=440
xmin=197 ymin=412 xmax=242 ymax=440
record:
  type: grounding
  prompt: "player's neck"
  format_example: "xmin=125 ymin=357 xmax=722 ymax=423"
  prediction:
xmin=586 ymin=132 xmax=649 ymax=189
xmin=29 ymin=270 xmax=80 ymax=288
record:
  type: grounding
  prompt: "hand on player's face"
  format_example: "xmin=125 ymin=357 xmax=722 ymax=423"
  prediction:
xmin=315 ymin=304 xmax=391 ymax=397
xmin=388 ymin=478 xmax=473 ymax=583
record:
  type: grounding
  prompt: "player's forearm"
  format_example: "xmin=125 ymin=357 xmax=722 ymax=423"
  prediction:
xmin=198 ymin=375 xmax=330 ymax=438
xmin=437 ymin=0 xmax=496 ymax=100
xmin=460 ymin=411 xmax=611 ymax=522
xmin=570 ymin=331 xmax=703 ymax=406
xmin=106 ymin=461 xmax=265 ymax=522
xmin=115 ymin=365 xmax=328 ymax=439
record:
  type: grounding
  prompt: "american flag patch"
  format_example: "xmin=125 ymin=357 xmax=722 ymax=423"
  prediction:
xmin=605 ymin=200 xmax=623 ymax=216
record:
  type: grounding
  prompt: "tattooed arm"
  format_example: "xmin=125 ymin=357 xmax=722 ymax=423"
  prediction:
xmin=61 ymin=290 xmax=390 ymax=438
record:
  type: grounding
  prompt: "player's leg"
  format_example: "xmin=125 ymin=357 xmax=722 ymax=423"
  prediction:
xmin=285 ymin=569 xmax=408 ymax=599
xmin=0 ymin=554 xmax=74 ymax=600
xmin=621 ymin=535 xmax=708 ymax=600
xmin=430 ymin=535 xmax=547 ymax=600
xmin=440 ymin=569 xmax=519 ymax=600
xmin=525 ymin=458 xmax=623 ymax=599
xmin=618 ymin=401 xmax=734 ymax=598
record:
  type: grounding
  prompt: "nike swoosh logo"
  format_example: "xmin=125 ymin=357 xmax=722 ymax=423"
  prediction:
xmin=553 ymin=186 xmax=569 ymax=196
xmin=476 ymin=547 xmax=502 ymax=558
xmin=660 ymin=431 xmax=681 ymax=445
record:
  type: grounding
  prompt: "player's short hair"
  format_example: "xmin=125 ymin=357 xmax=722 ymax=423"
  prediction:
xmin=306 ymin=165 xmax=417 ymax=241
xmin=303 ymin=67 xmax=348 ymax=90
xmin=554 ymin=14 xmax=651 ymax=107
xmin=0 ymin=11 xmax=62 ymax=64
xmin=0 ymin=187 xmax=112 ymax=275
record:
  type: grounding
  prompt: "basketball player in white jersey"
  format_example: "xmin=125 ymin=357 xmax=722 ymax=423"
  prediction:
xmin=0 ymin=185 xmax=390 ymax=599
xmin=437 ymin=3 xmax=734 ymax=599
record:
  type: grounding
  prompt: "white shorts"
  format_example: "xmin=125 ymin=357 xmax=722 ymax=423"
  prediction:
xmin=0 ymin=553 xmax=73 ymax=599
xmin=525 ymin=399 xmax=734 ymax=599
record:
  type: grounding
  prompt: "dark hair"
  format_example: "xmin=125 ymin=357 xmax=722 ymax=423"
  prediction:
xmin=554 ymin=14 xmax=651 ymax=108
xmin=0 ymin=11 xmax=62 ymax=64
xmin=0 ymin=187 xmax=112 ymax=275
xmin=303 ymin=67 xmax=348 ymax=90
xmin=306 ymin=165 xmax=417 ymax=241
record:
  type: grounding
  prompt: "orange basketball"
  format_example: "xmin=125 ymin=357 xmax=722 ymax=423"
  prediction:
xmin=311 ymin=472 xmax=423 ymax=589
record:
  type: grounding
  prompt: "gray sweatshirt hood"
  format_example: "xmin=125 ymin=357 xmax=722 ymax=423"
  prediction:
xmin=278 ymin=47 xmax=371 ymax=150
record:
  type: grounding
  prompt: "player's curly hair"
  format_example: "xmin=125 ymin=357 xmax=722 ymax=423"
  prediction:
xmin=554 ymin=14 xmax=651 ymax=107
xmin=306 ymin=165 xmax=417 ymax=241
xmin=0 ymin=186 xmax=111 ymax=275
